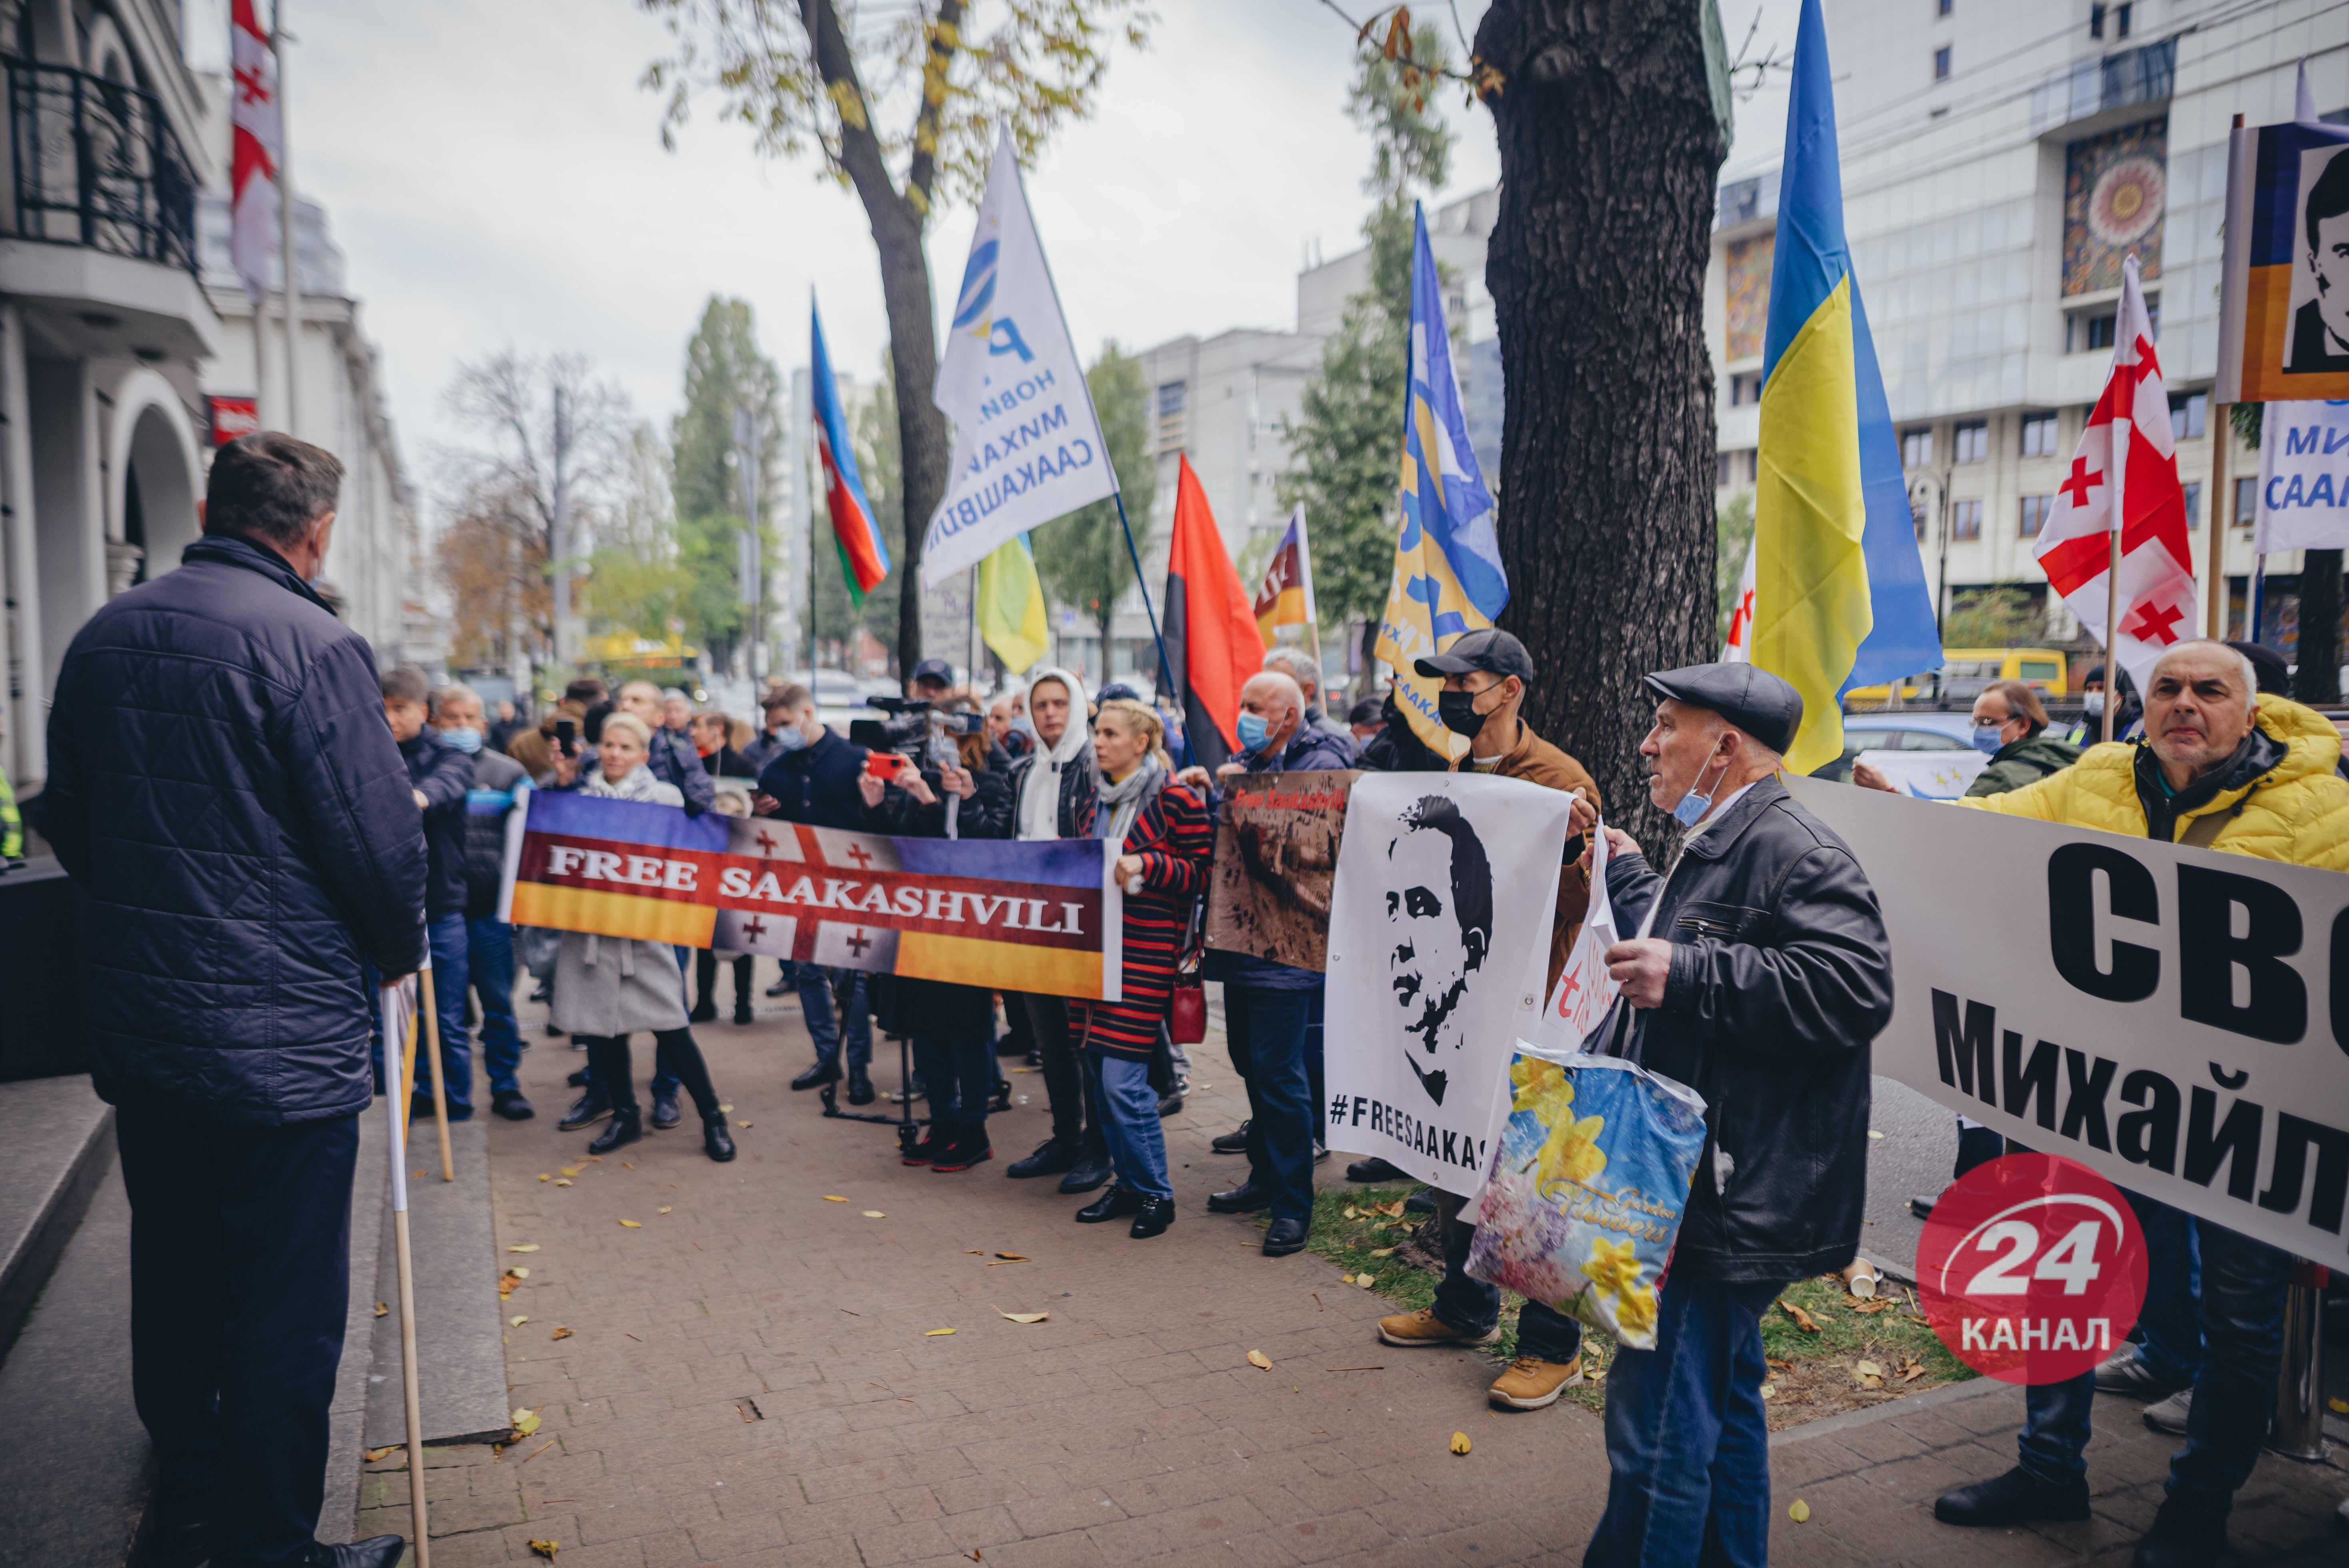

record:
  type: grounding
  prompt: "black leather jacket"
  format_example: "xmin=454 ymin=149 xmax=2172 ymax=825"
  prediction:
xmin=1601 ymin=775 xmax=1893 ymax=1284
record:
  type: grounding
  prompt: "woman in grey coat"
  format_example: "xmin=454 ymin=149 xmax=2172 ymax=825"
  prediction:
xmin=546 ymin=713 xmax=735 ymax=1161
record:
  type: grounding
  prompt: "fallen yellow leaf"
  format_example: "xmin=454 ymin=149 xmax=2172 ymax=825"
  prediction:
xmin=508 ymin=1244 xmax=539 ymax=1254
xmin=1355 ymin=1274 xmax=1375 ymax=1288
xmin=1343 ymin=1206 xmax=1358 ymax=1219
xmin=363 ymin=1445 xmax=399 ymax=1462
xmin=537 ymin=1173 xmax=550 ymax=1182
xmin=2331 ymin=1396 xmax=2349 ymax=1415
xmin=738 ymin=1121 xmax=753 ymax=1128
xmin=925 ymin=1328 xmax=956 ymax=1336
xmin=1854 ymin=1360 xmax=1882 ymax=1378
xmin=1778 ymin=1300 xmax=1820 ymax=1333
xmin=993 ymin=1252 xmax=1028 ymax=1260
xmin=373 ymin=1301 xmax=388 ymax=1318
xmin=863 ymin=1211 xmax=886 ymax=1218
xmin=998 ymin=1311 xmax=1048 ymax=1324
xmin=622 ymin=1162 xmax=634 ymax=1170
xmin=1449 ymin=1432 xmax=1471 ymax=1454
xmin=528 ymin=1541 xmax=560 ymax=1561
xmin=552 ymin=1179 xmax=573 ymax=1187
xmin=618 ymin=1219 xmax=641 ymax=1228
xmin=1369 ymin=1246 xmax=1396 ymax=1257
xmin=510 ymin=1408 xmax=540 ymax=1436
xmin=1788 ymin=1500 xmax=1811 ymax=1523
xmin=658 ymin=1206 xmax=672 ymax=1215
xmin=511 ymin=1267 xmax=529 ymax=1278
xmin=1246 ymin=1350 xmax=1272 ymax=1370
xmin=560 ymin=1166 xmax=582 ymax=1177
xmin=1867 ymin=1130 xmax=1885 ymax=1140
xmin=510 ymin=1315 xmax=529 ymax=1327
xmin=551 ymin=1326 xmax=572 ymax=1340
xmin=823 ymin=1195 xmax=847 ymax=1202
xmin=1759 ymin=1384 xmax=1776 ymax=1400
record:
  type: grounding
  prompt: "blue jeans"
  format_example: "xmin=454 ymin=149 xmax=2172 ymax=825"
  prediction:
xmin=799 ymin=965 xmax=871 ymax=1071
xmin=1094 ymin=1053 xmax=1170 ymax=1200
xmin=1431 ymin=1188 xmax=1583 ymax=1364
xmin=466 ymin=916 xmax=523 ymax=1097
xmin=2018 ymin=1215 xmax=2292 ymax=1516
xmin=370 ymin=915 xmax=474 ymax=1112
xmin=1585 ymin=1276 xmax=1781 ymax=1568
xmin=915 ymin=1032 xmax=996 ymax=1134
xmin=1222 ymin=984 xmax=1317 ymax=1220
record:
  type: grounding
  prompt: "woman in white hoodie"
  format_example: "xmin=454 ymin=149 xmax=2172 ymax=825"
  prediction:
xmin=989 ymin=668 xmax=1111 ymax=1191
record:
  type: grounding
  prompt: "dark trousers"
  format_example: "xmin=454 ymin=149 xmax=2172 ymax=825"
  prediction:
xmin=119 ymin=1105 xmax=358 ymax=1568
xmin=1585 ymin=1277 xmax=1782 ymax=1567
xmin=998 ymin=990 xmax=1038 ymax=1057
xmin=1221 ymin=984 xmax=1317 ymax=1221
xmin=695 ymin=950 xmax=754 ymax=1014
xmin=584 ymin=1029 xmax=719 ymax=1120
xmin=1430 ymin=1187 xmax=1583 ymax=1362
xmin=914 ymin=1032 xmax=997 ymax=1133
xmin=1022 ymin=993 xmax=1101 ymax=1152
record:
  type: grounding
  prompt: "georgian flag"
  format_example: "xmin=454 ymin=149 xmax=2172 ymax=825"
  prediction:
xmin=228 ymin=0 xmax=281 ymax=305
xmin=2032 ymin=255 xmax=2197 ymax=696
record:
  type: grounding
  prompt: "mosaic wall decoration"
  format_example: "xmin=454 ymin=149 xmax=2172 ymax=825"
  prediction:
xmin=1724 ymin=233 xmax=1774 ymax=362
xmin=2063 ymin=119 xmax=2166 ymax=297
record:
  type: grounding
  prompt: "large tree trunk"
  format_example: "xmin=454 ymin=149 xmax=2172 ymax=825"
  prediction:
xmin=873 ymin=218 xmax=948 ymax=674
xmin=1475 ymin=0 xmax=1726 ymax=849
xmin=2293 ymin=550 xmax=2343 ymax=706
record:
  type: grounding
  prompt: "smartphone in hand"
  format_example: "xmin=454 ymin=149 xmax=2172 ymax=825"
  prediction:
xmin=863 ymin=751 xmax=911 ymax=784
xmin=555 ymin=719 xmax=577 ymax=757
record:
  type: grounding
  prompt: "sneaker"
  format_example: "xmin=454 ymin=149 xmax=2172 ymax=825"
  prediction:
xmin=1376 ymin=1307 xmax=1499 ymax=1349
xmin=2094 ymin=1348 xmax=2187 ymax=1400
xmin=491 ymin=1090 xmax=535 ymax=1121
xmin=1211 ymin=1121 xmax=1251 ymax=1154
xmin=1348 ymin=1156 xmax=1406 ymax=1182
xmin=1157 ymin=1089 xmax=1184 ymax=1118
xmin=903 ymin=1129 xmax=949 ymax=1166
xmin=1488 ymin=1354 xmax=1584 ymax=1410
xmin=1933 ymin=1466 xmax=2090 ymax=1526
xmin=1313 ymin=1141 xmax=1329 ymax=1163
xmin=2129 ymin=1495 xmax=2228 ymax=1568
xmin=931 ymin=1134 xmax=993 ymax=1173
xmin=2143 ymin=1386 xmax=2192 ymax=1436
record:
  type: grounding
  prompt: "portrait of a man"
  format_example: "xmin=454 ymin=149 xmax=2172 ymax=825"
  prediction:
xmin=2289 ymin=146 xmax=2349 ymax=374
xmin=1384 ymin=794 xmax=1493 ymax=1106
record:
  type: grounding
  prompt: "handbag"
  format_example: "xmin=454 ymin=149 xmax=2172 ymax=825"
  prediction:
xmin=1167 ymin=898 xmax=1206 ymax=1047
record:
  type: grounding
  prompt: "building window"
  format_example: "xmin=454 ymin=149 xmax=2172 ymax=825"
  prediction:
xmin=2021 ymin=411 xmax=2059 ymax=457
xmin=2183 ymin=481 xmax=2202 ymax=529
xmin=1717 ymin=451 xmax=1733 ymax=487
xmin=1952 ymin=499 xmax=1983 ymax=540
xmin=1954 ymin=421 xmax=1990 ymax=463
xmin=1933 ymin=45 xmax=1951 ymax=81
xmin=2020 ymin=495 xmax=2054 ymax=537
xmin=1155 ymin=381 xmax=1187 ymax=453
xmin=2237 ymin=476 xmax=2258 ymax=528
xmin=1901 ymin=428 xmax=1933 ymax=469
xmin=2169 ymin=390 xmax=2207 ymax=439
xmin=2116 ymin=2 xmax=2131 ymax=38
xmin=1912 ymin=497 xmax=1929 ymax=541
xmin=2090 ymin=2 xmax=2105 ymax=38
xmin=1937 ymin=0 xmax=1953 ymax=13
xmin=1727 ymin=371 xmax=1762 ymax=406
xmin=2086 ymin=312 xmax=2117 ymax=351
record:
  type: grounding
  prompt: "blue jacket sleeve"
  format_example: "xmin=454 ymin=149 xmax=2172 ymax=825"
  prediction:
xmin=414 ymin=738 xmax=473 ymax=811
xmin=661 ymin=730 xmax=716 ymax=816
xmin=278 ymin=637 xmax=430 ymax=973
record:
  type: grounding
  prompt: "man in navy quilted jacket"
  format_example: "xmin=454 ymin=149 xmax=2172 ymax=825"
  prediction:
xmin=34 ymin=431 xmax=422 ymax=1568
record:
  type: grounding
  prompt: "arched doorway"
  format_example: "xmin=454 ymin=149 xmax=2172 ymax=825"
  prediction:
xmin=125 ymin=404 xmax=197 ymax=578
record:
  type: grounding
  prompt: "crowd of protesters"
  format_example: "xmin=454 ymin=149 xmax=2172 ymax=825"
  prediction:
xmin=19 ymin=429 xmax=2339 ymax=1568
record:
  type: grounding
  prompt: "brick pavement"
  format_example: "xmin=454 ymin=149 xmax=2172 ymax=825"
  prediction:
xmin=356 ymin=996 xmax=2346 ymax=1566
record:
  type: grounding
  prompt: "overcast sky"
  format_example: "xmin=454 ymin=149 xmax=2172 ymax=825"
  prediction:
xmin=262 ymin=0 xmax=1797 ymax=516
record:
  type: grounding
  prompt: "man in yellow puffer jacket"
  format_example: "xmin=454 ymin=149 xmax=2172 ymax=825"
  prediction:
xmin=1932 ymin=640 xmax=2346 ymax=1568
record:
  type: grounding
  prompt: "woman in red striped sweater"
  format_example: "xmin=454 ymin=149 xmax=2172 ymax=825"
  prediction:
xmin=1073 ymin=698 xmax=1213 ymax=1238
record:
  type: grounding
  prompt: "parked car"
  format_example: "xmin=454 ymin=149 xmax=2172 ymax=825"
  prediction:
xmin=1808 ymin=711 xmax=1977 ymax=784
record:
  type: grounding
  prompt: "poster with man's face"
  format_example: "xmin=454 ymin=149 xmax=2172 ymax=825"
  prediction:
xmin=2287 ymin=143 xmax=2349 ymax=374
xmin=1323 ymin=772 xmax=1572 ymax=1198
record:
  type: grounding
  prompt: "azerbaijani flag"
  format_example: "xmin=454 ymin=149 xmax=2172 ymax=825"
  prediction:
xmin=812 ymin=299 xmax=891 ymax=600
xmin=1373 ymin=203 xmax=1507 ymax=760
xmin=503 ymin=792 xmax=1121 ymax=999
xmin=1751 ymin=0 xmax=1939 ymax=775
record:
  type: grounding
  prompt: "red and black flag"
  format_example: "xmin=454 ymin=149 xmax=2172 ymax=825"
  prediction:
xmin=1162 ymin=455 xmax=1262 ymax=772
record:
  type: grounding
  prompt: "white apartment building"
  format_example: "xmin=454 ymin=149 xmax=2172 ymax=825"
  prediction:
xmin=1709 ymin=0 xmax=2347 ymax=663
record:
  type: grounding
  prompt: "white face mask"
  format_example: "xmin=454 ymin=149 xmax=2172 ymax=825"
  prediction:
xmin=2084 ymin=691 xmax=2106 ymax=719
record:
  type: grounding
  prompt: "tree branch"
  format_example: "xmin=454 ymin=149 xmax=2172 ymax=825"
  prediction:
xmin=800 ymin=0 xmax=908 ymax=230
xmin=904 ymin=0 xmax=966 ymax=217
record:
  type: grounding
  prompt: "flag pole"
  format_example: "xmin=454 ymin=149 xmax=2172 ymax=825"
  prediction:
xmin=272 ymin=0 xmax=300 ymax=437
xmin=2103 ymin=520 xmax=2121 ymax=745
xmin=387 ymin=980 xmax=432 ymax=1566
xmin=1112 ymin=489 xmax=1183 ymax=764
xmin=418 ymin=954 xmax=456 ymax=1182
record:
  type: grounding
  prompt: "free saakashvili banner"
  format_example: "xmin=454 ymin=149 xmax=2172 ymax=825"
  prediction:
xmin=498 ymin=791 xmax=1122 ymax=1002
xmin=1786 ymin=775 xmax=2349 ymax=1266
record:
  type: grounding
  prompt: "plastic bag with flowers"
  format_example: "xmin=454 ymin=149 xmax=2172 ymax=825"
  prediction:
xmin=1462 ymin=1040 xmax=1708 ymax=1350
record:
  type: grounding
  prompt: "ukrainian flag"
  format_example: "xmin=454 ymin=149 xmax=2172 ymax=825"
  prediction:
xmin=1752 ymin=0 xmax=1939 ymax=775
xmin=975 ymin=532 xmax=1049 ymax=674
xmin=1374 ymin=203 xmax=1507 ymax=757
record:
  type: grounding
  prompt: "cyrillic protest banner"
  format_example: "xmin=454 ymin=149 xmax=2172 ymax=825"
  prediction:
xmin=1203 ymin=769 xmax=1355 ymax=971
xmin=1785 ymin=774 xmax=2349 ymax=1265
xmin=1323 ymin=773 xmax=1572 ymax=1196
xmin=2252 ymin=400 xmax=2349 ymax=553
xmin=499 ymin=791 xmax=1121 ymax=1000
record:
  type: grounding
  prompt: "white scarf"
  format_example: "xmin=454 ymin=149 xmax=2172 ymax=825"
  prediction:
xmin=582 ymin=762 xmax=684 ymax=808
xmin=1016 ymin=667 xmax=1094 ymax=841
xmin=1097 ymin=754 xmax=1166 ymax=852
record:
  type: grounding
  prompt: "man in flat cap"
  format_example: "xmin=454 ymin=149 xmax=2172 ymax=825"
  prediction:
xmin=1370 ymin=627 xmax=1606 ymax=1415
xmin=1569 ymin=662 xmax=1893 ymax=1567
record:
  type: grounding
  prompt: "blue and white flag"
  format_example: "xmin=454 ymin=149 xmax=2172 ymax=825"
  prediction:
xmin=920 ymin=132 xmax=1118 ymax=586
xmin=1373 ymin=203 xmax=1508 ymax=757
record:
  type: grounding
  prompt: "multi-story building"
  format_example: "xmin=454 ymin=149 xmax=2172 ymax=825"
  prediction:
xmin=1709 ymin=0 xmax=2345 ymax=663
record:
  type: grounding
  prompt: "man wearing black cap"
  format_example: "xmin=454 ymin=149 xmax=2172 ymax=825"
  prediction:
xmin=1369 ymin=627 xmax=1606 ymax=1414
xmin=909 ymin=658 xmax=956 ymax=702
xmin=1569 ymin=662 xmax=1893 ymax=1566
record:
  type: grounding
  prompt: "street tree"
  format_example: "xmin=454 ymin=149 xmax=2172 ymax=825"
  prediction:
xmin=1278 ymin=23 xmax=1454 ymax=699
xmin=669 ymin=297 xmax=784 ymax=674
xmin=641 ymin=0 xmax=1152 ymax=674
xmin=441 ymin=349 xmax=634 ymax=668
xmin=438 ymin=476 xmax=550 ymax=672
xmin=584 ymin=425 xmax=696 ymax=648
xmin=1034 ymin=342 xmax=1152 ymax=678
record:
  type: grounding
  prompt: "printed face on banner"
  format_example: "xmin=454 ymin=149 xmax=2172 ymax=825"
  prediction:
xmin=2291 ymin=146 xmax=2349 ymax=372
xmin=1383 ymin=797 xmax=1492 ymax=1107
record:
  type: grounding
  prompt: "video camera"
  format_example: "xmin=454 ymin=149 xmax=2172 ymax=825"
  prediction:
xmin=850 ymin=697 xmax=986 ymax=776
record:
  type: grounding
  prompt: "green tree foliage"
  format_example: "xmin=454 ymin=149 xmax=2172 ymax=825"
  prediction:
xmin=1277 ymin=25 xmax=1453 ymax=668
xmin=1941 ymin=587 xmax=2042 ymax=649
xmin=668 ymin=297 xmax=782 ymax=673
xmin=583 ymin=425 xmax=693 ymax=642
xmin=1715 ymin=489 xmax=1754 ymax=648
xmin=1034 ymin=342 xmax=1152 ymax=665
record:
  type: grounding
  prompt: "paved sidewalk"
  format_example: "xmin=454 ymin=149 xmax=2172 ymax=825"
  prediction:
xmin=356 ymin=995 xmax=2346 ymax=1566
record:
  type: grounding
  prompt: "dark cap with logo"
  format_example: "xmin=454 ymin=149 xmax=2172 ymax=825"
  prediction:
xmin=1641 ymin=663 xmax=1805 ymax=755
xmin=1413 ymin=627 xmax=1535 ymax=682
xmin=910 ymin=658 xmax=955 ymax=687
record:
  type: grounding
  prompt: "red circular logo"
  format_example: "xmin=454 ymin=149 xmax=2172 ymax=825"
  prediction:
xmin=1916 ymin=1153 xmax=2147 ymax=1384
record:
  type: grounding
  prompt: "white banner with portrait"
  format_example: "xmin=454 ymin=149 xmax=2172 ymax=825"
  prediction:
xmin=1786 ymin=775 xmax=2349 ymax=1266
xmin=1322 ymin=773 xmax=1573 ymax=1198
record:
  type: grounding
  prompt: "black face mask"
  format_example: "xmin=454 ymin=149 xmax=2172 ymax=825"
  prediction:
xmin=1437 ymin=688 xmax=1488 ymax=737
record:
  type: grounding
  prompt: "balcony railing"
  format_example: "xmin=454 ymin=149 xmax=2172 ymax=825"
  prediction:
xmin=4 ymin=57 xmax=198 ymax=278
xmin=2031 ymin=37 xmax=2177 ymax=134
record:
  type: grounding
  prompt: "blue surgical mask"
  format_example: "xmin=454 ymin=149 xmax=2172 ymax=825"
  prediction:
xmin=1009 ymin=715 xmax=1036 ymax=741
xmin=442 ymin=726 xmax=483 ymax=755
xmin=1971 ymin=724 xmax=2005 ymax=755
xmin=1670 ymin=751 xmax=1732 ymax=829
xmin=1235 ymin=711 xmax=1271 ymax=754
xmin=772 ymin=723 xmax=811 ymax=755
